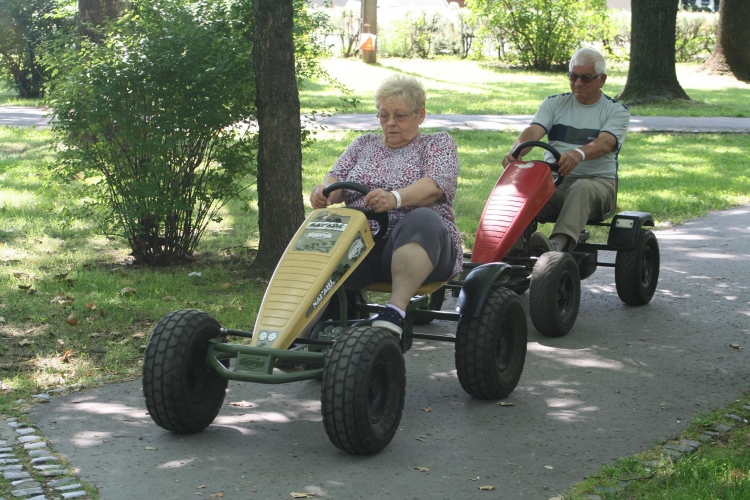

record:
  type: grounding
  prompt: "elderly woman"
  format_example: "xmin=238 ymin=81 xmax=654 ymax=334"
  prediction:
xmin=309 ymin=75 xmax=462 ymax=335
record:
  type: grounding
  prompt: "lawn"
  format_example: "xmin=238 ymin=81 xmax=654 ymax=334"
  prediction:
xmin=298 ymin=57 xmax=750 ymax=117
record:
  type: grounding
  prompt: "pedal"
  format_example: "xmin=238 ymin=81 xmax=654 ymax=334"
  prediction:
xmin=578 ymin=229 xmax=590 ymax=243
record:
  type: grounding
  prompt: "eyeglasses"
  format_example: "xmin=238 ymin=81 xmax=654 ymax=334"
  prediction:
xmin=376 ymin=111 xmax=415 ymax=123
xmin=567 ymin=72 xmax=601 ymax=84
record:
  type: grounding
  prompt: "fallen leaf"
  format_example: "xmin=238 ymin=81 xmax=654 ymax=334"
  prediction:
xmin=290 ymin=493 xmax=313 ymax=499
xmin=66 ymin=314 xmax=79 ymax=326
xmin=416 ymin=436 xmax=425 ymax=442
xmin=54 ymin=272 xmax=69 ymax=280
xmin=86 ymin=312 xmax=102 ymax=323
xmin=85 ymin=303 xmax=97 ymax=310
xmin=544 ymin=465 xmax=554 ymax=470
xmin=58 ymin=299 xmax=75 ymax=307
xmin=17 ymin=339 xmax=33 ymax=346
xmin=496 ymin=402 xmax=515 ymax=406
xmin=731 ymin=468 xmax=744 ymax=480
xmin=730 ymin=344 xmax=742 ymax=349
xmin=197 ymin=485 xmax=206 ymax=489
xmin=90 ymin=332 xmax=102 ymax=338
xmin=132 ymin=332 xmax=146 ymax=339
xmin=162 ymin=296 xmax=176 ymax=302
xmin=0 ymin=316 xmax=5 ymax=324
xmin=210 ymin=494 xmax=224 ymax=498
xmin=469 ymin=476 xmax=480 ymax=481
xmin=479 ymin=485 xmax=495 ymax=491
xmin=60 ymin=349 xmax=72 ymax=363
xmin=220 ymin=282 xmax=231 ymax=288
xmin=145 ymin=446 xmax=156 ymax=450
xmin=120 ymin=287 xmax=137 ymax=296
xmin=421 ymin=406 xmax=432 ymax=412
xmin=229 ymin=401 xmax=253 ymax=408
xmin=13 ymin=272 xmax=29 ymax=280
xmin=57 ymin=339 xmax=65 ymax=346
xmin=414 ymin=466 xmax=429 ymax=472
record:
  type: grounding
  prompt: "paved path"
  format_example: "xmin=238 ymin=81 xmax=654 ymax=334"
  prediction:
xmin=4 ymin=105 xmax=750 ymax=132
xmin=23 ymin=207 xmax=750 ymax=500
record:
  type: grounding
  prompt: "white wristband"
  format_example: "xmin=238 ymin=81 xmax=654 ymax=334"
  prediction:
xmin=574 ymin=148 xmax=586 ymax=161
xmin=392 ymin=190 xmax=402 ymax=209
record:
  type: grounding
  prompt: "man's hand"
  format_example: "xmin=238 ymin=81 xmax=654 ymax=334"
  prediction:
xmin=502 ymin=151 xmax=519 ymax=168
xmin=556 ymin=150 xmax=584 ymax=176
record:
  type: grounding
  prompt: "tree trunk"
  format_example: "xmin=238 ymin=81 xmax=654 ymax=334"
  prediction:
xmin=702 ymin=0 xmax=750 ymax=81
xmin=252 ymin=0 xmax=304 ymax=278
xmin=78 ymin=0 xmax=124 ymax=43
xmin=361 ymin=0 xmax=377 ymax=64
xmin=618 ymin=0 xmax=690 ymax=104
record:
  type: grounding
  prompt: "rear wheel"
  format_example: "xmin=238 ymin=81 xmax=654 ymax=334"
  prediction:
xmin=455 ymin=287 xmax=527 ymax=399
xmin=615 ymin=230 xmax=660 ymax=305
xmin=321 ymin=326 xmax=405 ymax=455
xmin=142 ymin=309 xmax=228 ymax=433
xmin=529 ymin=252 xmax=581 ymax=337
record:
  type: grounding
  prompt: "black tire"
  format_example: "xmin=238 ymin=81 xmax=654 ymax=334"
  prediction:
xmin=321 ymin=326 xmax=405 ymax=455
xmin=412 ymin=287 xmax=446 ymax=326
xmin=455 ymin=287 xmax=527 ymax=399
xmin=615 ymin=230 xmax=660 ymax=305
xmin=529 ymin=252 xmax=581 ymax=337
xmin=142 ymin=309 xmax=228 ymax=434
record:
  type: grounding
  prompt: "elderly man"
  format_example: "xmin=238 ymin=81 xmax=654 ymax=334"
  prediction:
xmin=502 ymin=47 xmax=630 ymax=253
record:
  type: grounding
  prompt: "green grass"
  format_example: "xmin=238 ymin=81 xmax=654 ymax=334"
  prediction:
xmin=0 ymin=125 xmax=749 ymax=499
xmin=566 ymin=393 xmax=750 ymax=500
xmin=0 ymin=83 xmax=41 ymax=106
xmin=299 ymin=58 xmax=750 ymax=117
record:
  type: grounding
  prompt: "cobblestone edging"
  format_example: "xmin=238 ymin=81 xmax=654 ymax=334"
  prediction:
xmin=574 ymin=406 xmax=750 ymax=500
xmin=0 ymin=417 xmax=88 ymax=500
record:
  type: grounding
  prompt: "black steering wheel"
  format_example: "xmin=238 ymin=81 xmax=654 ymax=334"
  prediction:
xmin=322 ymin=182 xmax=390 ymax=240
xmin=512 ymin=140 xmax=564 ymax=186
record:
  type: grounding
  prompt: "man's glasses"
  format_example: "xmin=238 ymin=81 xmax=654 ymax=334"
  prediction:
xmin=567 ymin=72 xmax=601 ymax=84
xmin=376 ymin=111 xmax=415 ymax=123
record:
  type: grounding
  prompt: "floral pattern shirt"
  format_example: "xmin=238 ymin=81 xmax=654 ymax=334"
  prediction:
xmin=327 ymin=132 xmax=462 ymax=278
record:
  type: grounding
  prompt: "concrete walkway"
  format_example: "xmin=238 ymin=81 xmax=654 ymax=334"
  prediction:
xmin=4 ymin=105 xmax=750 ymax=132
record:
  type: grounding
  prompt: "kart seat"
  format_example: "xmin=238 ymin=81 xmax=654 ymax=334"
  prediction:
xmin=364 ymin=281 xmax=447 ymax=295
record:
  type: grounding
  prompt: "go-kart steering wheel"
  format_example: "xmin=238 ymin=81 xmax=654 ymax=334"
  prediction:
xmin=512 ymin=140 xmax=564 ymax=186
xmin=322 ymin=182 xmax=390 ymax=240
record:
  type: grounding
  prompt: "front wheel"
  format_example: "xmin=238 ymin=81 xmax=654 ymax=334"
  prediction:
xmin=615 ymin=230 xmax=660 ymax=305
xmin=529 ymin=252 xmax=581 ymax=337
xmin=321 ymin=327 xmax=406 ymax=455
xmin=142 ymin=309 xmax=228 ymax=433
xmin=455 ymin=287 xmax=527 ymax=399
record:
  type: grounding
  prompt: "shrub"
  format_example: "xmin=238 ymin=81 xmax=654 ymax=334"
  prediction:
xmin=675 ymin=11 xmax=717 ymax=63
xmin=46 ymin=0 xmax=257 ymax=265
xmin=379 ymin=10 xmax=458 ymax=59
xmin=467 ymin=0 xmax=612 ymax=70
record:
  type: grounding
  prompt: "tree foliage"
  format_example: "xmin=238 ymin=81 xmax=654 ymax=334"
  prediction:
xmin=0 ymin=0 xmax=68 ymax=98
xmin=466 ymin=0 xmax=610 ymax=70
xmin=46 ymin=0 xmax=257 ymax=265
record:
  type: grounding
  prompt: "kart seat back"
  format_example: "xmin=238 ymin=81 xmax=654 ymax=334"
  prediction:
xmin=364 ymin=281 xmax=447 ymax=295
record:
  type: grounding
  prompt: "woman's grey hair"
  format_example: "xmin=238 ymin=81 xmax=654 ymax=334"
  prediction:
xmin=375 ymin=75 xmax=426 ymax=111
xmin=570 ymin=47 xmax=607 ymax=75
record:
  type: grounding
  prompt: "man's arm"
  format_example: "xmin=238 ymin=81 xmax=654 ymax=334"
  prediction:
xmin=555 ymin=131 xmax=618 ymax=176
xmin=501 ymin=124 xmax=547 ymax=167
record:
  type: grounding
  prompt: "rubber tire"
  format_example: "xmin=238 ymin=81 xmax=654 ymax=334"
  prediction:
xmin=615 ymin=230 xmax=660 ymax=305
xmin=455 ymin=287 xmax=527 ymax=399
xmin=142 ymin=309 xmax=228 ymax=433
xmin=412 ymin=287 xmax=446 ymax=326
xmin=321 ymin=326 xmax=406 ymax=455
xmin=529 ymin=252 xmax=581 ymax=337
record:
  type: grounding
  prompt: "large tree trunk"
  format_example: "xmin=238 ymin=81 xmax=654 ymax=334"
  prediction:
xmin=252 ymin=0 xmax=304 ymax=278
xmin=618 ymin=0 xmax=690 ymax=104
xmin=702 ymin=0 xmax=750 ymax=81
xmin=78 ymin=0 xmax=124 ymax=43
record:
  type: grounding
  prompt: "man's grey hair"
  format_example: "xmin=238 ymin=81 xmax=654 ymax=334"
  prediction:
xmin=375 ymin=75 xmax=426 ymax=111
xmin=570 ymin=47 xmax=607 ymax=75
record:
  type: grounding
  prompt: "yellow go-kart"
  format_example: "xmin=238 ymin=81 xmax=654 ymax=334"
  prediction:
xmin=142 ymin=182 xmax=528 ymax=455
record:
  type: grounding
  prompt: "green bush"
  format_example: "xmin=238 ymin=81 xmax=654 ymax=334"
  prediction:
xmin=0 ymin=0 xmax=69 ymax=98
xmin=675 ymin=11 xmax=717 ymax=63
xmin=379 ymin=10 xmax=458 ymax=59
xmin=45 ymin=0 xmax=257 ymax=265
xmin=467 ymin=0 xmax=611 ymax=70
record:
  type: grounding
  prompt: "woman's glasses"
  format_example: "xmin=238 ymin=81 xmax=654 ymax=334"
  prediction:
xmin=376 ymin=111 xmax=415 ymax=123
xmin=567 ymin=72 xmax=601 ymax=84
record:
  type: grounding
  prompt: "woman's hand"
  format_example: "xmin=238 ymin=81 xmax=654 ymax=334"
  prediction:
xmin=310 ymin=179 xmax=342 ymax=209
xmin=365 ymin=188 xmax=398 ymax=213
